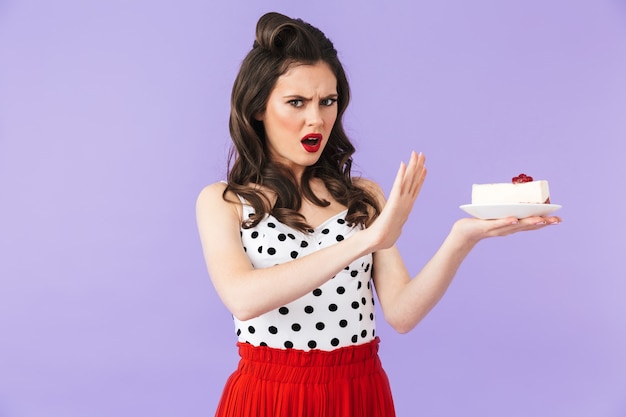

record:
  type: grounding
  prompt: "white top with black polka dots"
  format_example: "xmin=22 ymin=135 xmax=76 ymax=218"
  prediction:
xmin=234 ymin=197 xmax=377 ymax=351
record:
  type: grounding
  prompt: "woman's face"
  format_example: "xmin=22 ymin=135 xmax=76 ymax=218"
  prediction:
xmin=257 ymin=61 xmax=338 ymax=176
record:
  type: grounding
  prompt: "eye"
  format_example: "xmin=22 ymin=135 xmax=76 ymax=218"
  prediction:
xmin=321 ymin=98 xmax=337 ymax=106
xmin=287 ymin=99 xmax=304 ymax=107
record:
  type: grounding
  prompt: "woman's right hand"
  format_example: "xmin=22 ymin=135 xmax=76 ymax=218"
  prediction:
xmin=365 ymin=151 xmax=427 ymax=251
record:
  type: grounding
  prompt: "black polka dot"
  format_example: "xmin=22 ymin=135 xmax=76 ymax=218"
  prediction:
xmin=361 ymin=297 xmax=367 ymax=305
xmin=357 ymin=281 xmax=362 ymax=289
xmin=331 ymin=338 xmax=340 ymax=347
xmin=284 ymin=341 xmax=293 ymax=348
xmin=248 ymin=326 xmax=255 ymax=334
xmin=257 ymin=246 xmax=263 ymax=253
xmin=365 ymin=263 xmax=371 ymax=272
xmin=372 ymin=297 xmax=375 ymax=305
xmin=373 ymin=329 xmax=376 ymax=337
xmin=278 ymin=233 xmax=286 ymax=241
xmin=359 ymin=313 xmax=363 ymax=321
xmin=316 ymin=322 xmax=325 ymax=330
xmin=350 ymin=270 xmax=358 ymax=277
xmin=243 ymin=246 xmax=247 ymax=252
xmin=269 ymin=326 xmax=278 ymax=334
xmin=313 ymin=288 xmax=322 ymax=296
xmin=267 ymin=222 xmax=276 ymax=228
xmin=251 ymin=231 xmax=259 ymax=239
xmin=336 ymin=235 xmax=344 ymax=242
xmin=367 ymin=281 xmax=371 ymax=289
xmin=308 ymin=340 xmax=317 ymax=349
xmin=321 ymin=228 xmax=330 ymax=234
xmin=279 ymin=307 xmax=289 ymax=315
xmin=337 ymin=218 xmax=346 ymax=224
xmin=336 ymin=286 xmax=345 ymax=294
xmin=351 ymin=301 xmax=359 ymax=309
xmin=291 ymin=323 xmax=301 ymax=331
xmin=267 ymin=247 xmax=276 ymax=255
xmin=370 ymin=313 xmax=374 ymax=320
xmin=361 ymin=330 xmax=368 ymax=338
xmin=339 ymin=319 xmax=348 ymax=328
xmin=260 ymin=342 xmax=267 ymax=346
xmin=300 ymin=241 xmax=309 ymax=248
xmin=288 ymin=233 xmax=296 ymax=240
xmin=236 ymin=329 xmax=241 ymax=336
xmin=351 ymin=335 xmax=358 ymax=343
xmin=344 ymin=266 xmax=350 ymax=270
xmin=290 ymin=251 xmax=298 ymax=259
xmin=304 ymin=306 xmax=314 ymax=314
xmin=328 ymin=303 xmax=338 ymax=312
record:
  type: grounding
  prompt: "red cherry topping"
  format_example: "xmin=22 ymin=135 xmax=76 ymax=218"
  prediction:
xmin=512 ymin=173 xmax=533 ymax=184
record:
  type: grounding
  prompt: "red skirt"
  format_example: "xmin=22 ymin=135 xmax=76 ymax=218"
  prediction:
xmin=215 ymin=337 xmax=396 ymax=417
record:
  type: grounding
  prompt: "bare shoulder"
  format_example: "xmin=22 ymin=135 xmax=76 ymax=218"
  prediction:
xmin=197 ymin=181 xmax=227 ymax=203
xmin=353 ymin=177 xmax=386 ymax=203
xmin=196 ymin=182 xmax=241 ymax=223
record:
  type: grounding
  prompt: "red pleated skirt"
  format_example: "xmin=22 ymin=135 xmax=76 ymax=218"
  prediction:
xmin=214 ymin=337 xmax=396 ymax=417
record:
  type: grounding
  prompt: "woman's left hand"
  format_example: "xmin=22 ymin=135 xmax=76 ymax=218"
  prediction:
xmin=451 ymin=215 xmax=562 ymax=244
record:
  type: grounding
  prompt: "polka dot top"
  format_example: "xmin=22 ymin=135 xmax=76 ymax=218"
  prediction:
xmin=234 ymin=196 xmax=376 ymax=351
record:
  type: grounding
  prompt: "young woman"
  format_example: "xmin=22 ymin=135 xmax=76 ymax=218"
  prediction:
xmin=196 ymin=12 xmax=560 ymax=417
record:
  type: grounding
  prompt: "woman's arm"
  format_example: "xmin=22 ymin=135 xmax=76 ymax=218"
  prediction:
xmin=367 ymin=182 xmax=561 ymax=334
xmin=196 ymin=152 xmax=426 ymax=321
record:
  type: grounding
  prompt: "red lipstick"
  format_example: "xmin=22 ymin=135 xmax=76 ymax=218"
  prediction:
xmin=301 ymin=133 xmax=322 ymax=153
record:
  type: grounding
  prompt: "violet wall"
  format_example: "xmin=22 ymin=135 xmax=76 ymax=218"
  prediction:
xmin=1 ymin=0 xmax=625 ymax=416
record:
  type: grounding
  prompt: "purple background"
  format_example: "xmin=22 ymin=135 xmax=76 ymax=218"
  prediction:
xmin=1 ymin=0 xmax=625 ymax=416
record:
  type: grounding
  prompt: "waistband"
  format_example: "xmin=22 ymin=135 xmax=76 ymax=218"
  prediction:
xmin=235 ymin=337 xmax=382 ymax=384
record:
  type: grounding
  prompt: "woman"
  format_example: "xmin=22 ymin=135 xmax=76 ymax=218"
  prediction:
xmin=196 ymin=12 xmax=560 ymax=417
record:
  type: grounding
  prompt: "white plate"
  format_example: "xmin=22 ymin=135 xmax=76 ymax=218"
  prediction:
xmin=459 ymin=203 xmax=562 ymax=220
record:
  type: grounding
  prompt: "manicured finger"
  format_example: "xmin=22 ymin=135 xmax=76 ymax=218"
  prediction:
xmin=406 ymin=151 xmax=426 ymax=196
xmin=402 ymin=152 xmax=418 ymax=195
xmin=389 ymin=161 xmax=407 ymax=200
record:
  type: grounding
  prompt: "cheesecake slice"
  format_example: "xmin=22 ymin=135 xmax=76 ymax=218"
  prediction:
xmin=471 ymin=174 xmax=550 ymax=205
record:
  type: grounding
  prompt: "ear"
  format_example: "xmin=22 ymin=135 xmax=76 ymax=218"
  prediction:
xmin=253 ymin=111 xmax=264 ymax=121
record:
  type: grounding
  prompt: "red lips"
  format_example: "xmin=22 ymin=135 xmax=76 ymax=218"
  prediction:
xmin=300 ymin=133 xmax=322 ymax=153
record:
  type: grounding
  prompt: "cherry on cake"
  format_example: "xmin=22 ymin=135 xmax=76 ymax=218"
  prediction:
xmin=471 ymin=174 xmax=551 ymax=205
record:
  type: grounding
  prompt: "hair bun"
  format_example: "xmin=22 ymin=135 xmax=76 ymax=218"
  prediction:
xmin=253 ymin=12 xmax=316 ymax=55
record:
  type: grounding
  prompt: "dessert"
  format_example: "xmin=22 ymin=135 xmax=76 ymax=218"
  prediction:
xmin=471 ymin=173 xmax=550 ymax=205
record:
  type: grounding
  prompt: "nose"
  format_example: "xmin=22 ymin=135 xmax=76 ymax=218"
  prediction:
xmin=305 ymin=105 xmax=323 ymax=128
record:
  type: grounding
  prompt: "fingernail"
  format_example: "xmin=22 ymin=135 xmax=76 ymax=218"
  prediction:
xmin=535 ymin=221 xmax=547 ymax=225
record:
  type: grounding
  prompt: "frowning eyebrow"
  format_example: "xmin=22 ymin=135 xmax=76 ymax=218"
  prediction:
xmin=282 ymin=93 xmax=339 ymax=100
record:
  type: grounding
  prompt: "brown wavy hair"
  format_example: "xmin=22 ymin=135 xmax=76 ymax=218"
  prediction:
xmin=225 ymin=12 xmax=380 ymax=232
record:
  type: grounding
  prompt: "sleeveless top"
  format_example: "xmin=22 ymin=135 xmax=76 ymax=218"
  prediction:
xmin=233 ymin=196 xmax=377 ymax=351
